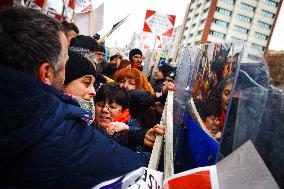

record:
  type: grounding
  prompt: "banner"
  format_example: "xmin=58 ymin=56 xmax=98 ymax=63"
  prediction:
xmin=164 ymin=166 xmax=219 ymax=189
xmin=92 ymin=167 xmax=163 ymax=189
xmin=143 ymin=10 xmax=176 ymax=37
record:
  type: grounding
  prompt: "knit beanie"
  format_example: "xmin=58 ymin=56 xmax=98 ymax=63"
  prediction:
xmin=158 ymin=63 xmax=175 ymax=78
xmin=129 ymin=48 xmax=142 ymax=62
xmin=64 ymin=50 xmax=97 ymax=84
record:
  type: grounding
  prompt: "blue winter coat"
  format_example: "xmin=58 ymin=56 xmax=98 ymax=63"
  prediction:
xmin=0 ymin=65 xmax=148 ymax=189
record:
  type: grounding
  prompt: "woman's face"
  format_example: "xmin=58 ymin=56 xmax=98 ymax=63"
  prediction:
xmin=95 ymin=100 xmax=122 ymax=128
xmin=221 ymin=82 xmax=233 ymax=112
xmin=118 ymin=78 xmax=136 ymax=90
xmin=205 ymin=115 xmax=221 ymax=135
xmin=63 ymin=75 xmax=96 ymax=101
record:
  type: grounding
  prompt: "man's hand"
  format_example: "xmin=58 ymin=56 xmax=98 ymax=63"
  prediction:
xmin=109 ymin=55 xmax=122 ymax=68
xmin=144 ymin=124 xmax=165 ymax=147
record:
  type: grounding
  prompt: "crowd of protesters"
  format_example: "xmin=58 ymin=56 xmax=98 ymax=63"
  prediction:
xmin=0 ymin=7 xmax=178 ymax=188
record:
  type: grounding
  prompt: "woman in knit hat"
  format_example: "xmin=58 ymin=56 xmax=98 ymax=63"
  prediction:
xmin=62 ymin=50 xmax=97 ymax=101
xmin=61 ymin=50 xmax=97 ymax=123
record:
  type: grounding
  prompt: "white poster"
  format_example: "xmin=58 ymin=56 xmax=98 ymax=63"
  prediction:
xmin=74 ymin=3 xmax=104 ymax=36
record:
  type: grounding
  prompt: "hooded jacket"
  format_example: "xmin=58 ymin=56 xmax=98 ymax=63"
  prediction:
xmin=0 ymin=65 xmax=148 ymax=189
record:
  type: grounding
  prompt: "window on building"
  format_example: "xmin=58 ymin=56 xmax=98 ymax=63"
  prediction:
xmin=210 ymin=30 xmax=226 ymax=39
xmin=236 ymin=14 xmax=252 ymax=23
xmin=221 ymin=0 xmax=235 ymax=4
xmin=192 ymin=23 xmax=196 ymax=27
xmin=194 ymin=13 xmax=199 ymax=17
xmin=258 ymin=21 xmax=272 ymax=29
xmin=240 ymin=3 xmax=255 ymax=12
xmin=200 ymin=19 xmax=206 ymax=24
xmin=233 ymin=25 xmax=249 ymax=33
xmin=189 ymin=33 xmax=194 ymax=37
xmin=251 ymin=43 xmax=265 ymax=51
xmin=197 ymin=3 xmax=201 ymax=8
xmin=261 ymin=10 xmax=275 ymax=19
xmin=255 ymin=32 xmax=269 ymax=40
xmin=198 ymin=30 xmax=203 ymax=35
xmin=213 ymin=19 xmax=229 ymax=27
xmin=195 ymin=41 xmax=201 ymax=45
xmin=216 ymin=7 xmax=232 ymax=16
xmin=203 ymin=8 xmax=209 ymax=13
xmin=264 ymin=0 xmax=278 ymax=8
xmin=231 ymin=36 xmax=243 ymax=41
xmin=185 ymin=26 xmax=189 ymax=30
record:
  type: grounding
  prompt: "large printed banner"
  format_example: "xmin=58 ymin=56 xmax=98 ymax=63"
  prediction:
xmin=143 ymin=10 xmax=176 ymax=37
xmin=92 ymin=141 xmax=279 ymax=189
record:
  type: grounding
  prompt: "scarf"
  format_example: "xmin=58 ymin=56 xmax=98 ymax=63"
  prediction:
xmin=114 ymin=109 xmax=131 ymax=123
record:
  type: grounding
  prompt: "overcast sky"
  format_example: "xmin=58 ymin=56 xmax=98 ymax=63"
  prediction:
xmin=98 ymin=0 xmax=283 ymax=51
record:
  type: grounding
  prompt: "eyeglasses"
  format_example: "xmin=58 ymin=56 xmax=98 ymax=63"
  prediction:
xmin=96 ymin=102 xmax=121 ymax=112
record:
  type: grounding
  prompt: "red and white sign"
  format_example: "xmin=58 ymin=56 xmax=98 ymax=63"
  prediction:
xmin=164 ymin=166 xmax=219 ymax=189
xmin=143 ymin=10 xmax=176 ymax=37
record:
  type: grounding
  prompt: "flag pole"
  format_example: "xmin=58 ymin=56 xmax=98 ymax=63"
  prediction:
xmin=61 ymin=0 xmax=66 ymax=21
xmin=41 ymin=0 xmax=48 ymax=13
xmin=89 ymin=10 xmax=93 ymax=36
xmin=147 ymin=36 xmax=157 ymax=81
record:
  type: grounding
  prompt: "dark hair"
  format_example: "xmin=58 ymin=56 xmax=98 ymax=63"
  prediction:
xmin=95 ymin=84 xmax=129 ymax=110
xmin=0 ymin=7 xmax=64 ymax=75
xmin=70 ymin=35 xmax=98 ymax=52
xmin=217 ymin=74 xmax=234 ymax=96
xmin=61 ymin=21 xmax=79 ymax=36
xmin=129 ymin=48 xmax=142 ymax=62
xmin=94 ymin=44 xmax=105 ymax=53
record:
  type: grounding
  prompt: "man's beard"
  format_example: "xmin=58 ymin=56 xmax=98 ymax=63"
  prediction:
xmin=52 ymin=72 xmax=65 ymax=90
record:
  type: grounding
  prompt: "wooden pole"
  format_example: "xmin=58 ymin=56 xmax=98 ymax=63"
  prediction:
xmin=89 ymin=10 xmax=93 ymax=36
xmin=61 ymin=0 xmax=66 ymax=21
xmin=41 ymin=0 xmax=48 ymax=14
xmin=147 ymin=36 xmax=157 ymax=81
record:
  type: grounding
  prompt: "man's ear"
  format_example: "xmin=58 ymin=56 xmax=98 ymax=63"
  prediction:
xmin=37 ymin=63 xmax=54 ymax=85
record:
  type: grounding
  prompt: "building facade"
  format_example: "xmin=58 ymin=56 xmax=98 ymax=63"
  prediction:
xmin=180 ymin=0 xmax=282 ymax=55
